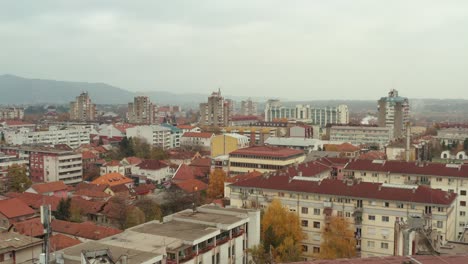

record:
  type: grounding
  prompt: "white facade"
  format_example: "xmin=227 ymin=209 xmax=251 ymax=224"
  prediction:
xmin=132 ymin=165 xmax=173 ymax=184
xmin=44 ymin=153 xmax=82 ymax=185
xmin=180 ymin=133 xmax=214 ymax=150
xmin=264 ymin=100 xmax=349 ymax=127
xmin=328 ymin=125 xmax=392 ymax=148
xmin=126 ymin=125 xmax=172 ymax=149
xmin=0 ymin=107 xmax=24 ymax=120
xmin=4 ymin=126 xmax=91 ymax=148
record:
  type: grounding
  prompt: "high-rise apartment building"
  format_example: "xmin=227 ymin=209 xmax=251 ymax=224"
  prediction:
xmin=264 ymin=100 xmax=349 ymax=127
xmin=69 ymin=92 xmax=96 ymax=121
xmin=240 ymin=98 xmax=258 ymax=116
xmin=377 ymin=89 xmax=409 ymax=139
xmin=199 ymin=89 xmax=232 ymax=127
xmin=127 ymin=96 xmax=157 ymax=124
xmin=0 ymin=107 xmax=24 ymax=120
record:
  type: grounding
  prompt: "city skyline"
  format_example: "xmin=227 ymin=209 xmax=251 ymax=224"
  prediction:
xmin=1 ymin=1 xmax=467 ymax=100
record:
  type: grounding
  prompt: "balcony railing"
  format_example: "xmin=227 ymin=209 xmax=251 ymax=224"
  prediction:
xmin=232 ymin=229 xmax=245 ymax=238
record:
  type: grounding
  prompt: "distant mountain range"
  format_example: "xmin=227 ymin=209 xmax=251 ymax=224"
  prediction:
xmin=1 ymin=74 xmax=467 ymax=114
xmin=0 ymin=74 xmax=261 ymax=106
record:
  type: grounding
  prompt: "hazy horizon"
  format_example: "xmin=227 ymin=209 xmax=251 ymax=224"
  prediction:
xmin=1 ymin=1 xmax=467 ymax=100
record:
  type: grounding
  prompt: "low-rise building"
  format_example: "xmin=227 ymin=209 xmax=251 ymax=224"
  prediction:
xmin=228 ymin=146 xmax=305 ymax=175
xmin=437 ymin=128 xmax=468 ymax=145
xmin=4 ymin=125 xmax=91 ymax=149
xmin=264 ymin=137 xmax=325 ymax=153
xmin=0 ymin=232 xmax=43 ymax=264
xmin=180 ymin=132 xmax=214 ymax=151
xmin=25 ymin=181 xmax=68 ymax=198
xmin=132 ymin=160 xmax=173 ymax=184
xmin=0 ymin=198 xmax=36 ymax=229
xmin=58 ymin=204 xmax=260 ymax=264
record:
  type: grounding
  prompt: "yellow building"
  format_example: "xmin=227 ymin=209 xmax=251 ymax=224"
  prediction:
xmin=227 ymin=172 xmax=457 ymax=259
xmin=210 ymin=133 xmax=249 ymax=158
xmin=228 ymin=146 xmax=305 ymax=175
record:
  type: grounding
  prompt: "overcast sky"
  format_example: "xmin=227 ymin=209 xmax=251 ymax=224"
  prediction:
xmin=1 ymin=1 xmax=467 ymax=100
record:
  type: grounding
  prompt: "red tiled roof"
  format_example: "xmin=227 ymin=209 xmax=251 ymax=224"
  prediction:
xmin=70 ymin=197 xmax=105 ymax=215
xmin=230 ymin=146 xmax=304 ymax=158
xmin=74 ymin=189 xmax=111 ymax=199
xmin=75 ymin=182 xmax=109 ymax=193
xmin=13 ymin=218 xmax=43 ymax=237
xmin=6 ymin=192 xmax=61 ymax=211
xmin=82 ymin=151 xmax=97 ymax=160
xmin=4 ymin=120 xmax=34 ymax=126
xmin=182 ymin=132 xmax=214 ymax=139
xmin=91 ymin=172 xmax=133 ymax=187
xmin=173 ymin=164 xmax=196 ymax=181
xmin=104 ymin=160 xmax=121 ymax=167
xmin=344 ymin=159 xmax=468 ymax=178
xmin=226 ymin=171 xmax=262 ymax=183
xmin=168 ymin=150 xmax=196 ymax=160
xmin=173 ymin=179 xmax=208 ymax=193
xmin=231 ymin=177 xmax=456 ymax=205
xmin=0 ymin=198 xmax=35 ymax=218
xmin=51 ymin=219 xmax=122 ymax=240
xmin=358 ymin=151 xmax=386 ymax=160
xmin=94 ymin=146 xmax=108 ymax=153
xmin=324 ymin=142 xmax=361 ymax=152
xmin=190 ymin=157 xmax=211 ymax=168
xmin=137 ymin=159 xmax=169 ymax=171
xmin=31 ymin=181 xmax=67 ymax=194
xmin=124 ymin=156 xmax=142 ymax=165
xmin=110 ymin=184 xmax=130 ymax=194
xmin=133 ymin=184 xmax=156 ymax=195
xmin=49 ymin=234 xmax=81 ymax=252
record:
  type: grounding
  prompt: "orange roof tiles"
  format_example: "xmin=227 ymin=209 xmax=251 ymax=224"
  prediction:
xmin=230 ymin=146 xmax=304 ymax=158
xmin=124 ymin=156 xmax=142 ymax=165
xmin=82 ymin=151 xmax=97 ymax=160
xmin=173 ymin=164 xmax=197 ymax=181
xmin=12 ymin=218 xmax=43 ymax=237
xmin=70 ymin=197 xmax=106 ymax=215
xmin=137 ymin=160 xmax=169 ymax=170
xmin=226 ymin=171 xmax=262 ymax=183
xmin=0 ymin=198 xmax=35 ymax=218
xmin=6 ymin=192 xmax=61 ymax=211
xmin=173 ymin=179 xmax=208 ymax=193
xmin=49 ymin=234 xmax=81 ymax=252
xmin=91 ymin=172 xmax=133 ymax=187
xmin=51 ymin=219 xmax=122 ymax=240
xmin=31 ymin=181 xmax=67 ymax=194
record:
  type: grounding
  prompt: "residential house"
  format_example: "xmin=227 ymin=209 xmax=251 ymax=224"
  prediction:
xmin=0 ymin=198 xmax=35 ymax=229
xmin=132 ymin=160 xmax=172 ymax=184
xmin=91 ymin=172 xmax=134 ymax=189
xmin=51 ymin=219 xmax=122 ymax=242
xmin=0 ymin=232 xmax=43 ymax=264
xmin=25 ymin=181 xmax=68 ymax=198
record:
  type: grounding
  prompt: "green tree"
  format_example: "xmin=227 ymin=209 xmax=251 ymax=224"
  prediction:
xmin=319 ymin=216 xmax=356 ymax=259
xmin=119 ymin=137 xmax=135 ymax=157
xmin=6 ymin=164 xmax=32 ymax=192
xmin=98 ymin=137 xmax=104 ymax=146
xmin=55 ymin=198 xmax=71 ymax=220
xmin=0 ymin=132 xmax=5 ymax=143
xmin=150 ymin=147 xmax=168 ymax=160
xmin=248 ymin=245 xmax=271 ymax=264
xmin=135 ymin=198 xmax=162 ymax=222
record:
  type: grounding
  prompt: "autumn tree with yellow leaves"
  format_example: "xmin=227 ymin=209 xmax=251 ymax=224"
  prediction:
xmin=319 ymin=215 xmax=357 ymax=259
xmin=207 ymin=168 xmax=227 ymax=198
xmin=250 ymin=199 xmax=305 ymax=263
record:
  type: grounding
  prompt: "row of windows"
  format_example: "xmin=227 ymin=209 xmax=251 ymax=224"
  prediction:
xmin=230 ymin=162 xmax=283 ymax=170
xmin=367 ymin=241 xmax=389 ymax=249
xmin=230 ymin=154 xmax=302 ymax=161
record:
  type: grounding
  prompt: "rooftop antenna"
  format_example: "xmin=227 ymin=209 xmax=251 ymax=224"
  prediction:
xmin=40 ymin=204 xmax=52 ymax=264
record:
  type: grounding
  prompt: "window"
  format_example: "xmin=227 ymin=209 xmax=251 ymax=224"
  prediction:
xmin=337 ymin=211 xmax=343 ymax=217
xmin=313 ymin=247 xmax=320 ymax=253
xmin=460 ymin=222 xmax=466 ymax=227
xmin=313 ymin=221 xmax=320 ymax=228
xmin=396 ymin=203 xmax=404 ymax=208
xmin=368 ymin=215 xmax=376 ymax=221
xmin=462 ymin=190 xmax=467 ymax=196
xmin=461 ymin=201 xmax=466 ymax=207
xmin=437 ymin=207 xmax=444 ymax=212
xmin=382 ymin=216 xmax=390 ymax=222
xmin=345 ymin=212 xmax=351 ymax=217
xmin=301 ymin=245 xmax=308 ymax=252
xmin=436 ymin=177 xmax=442 ymax=182
xmin=381 ymin=242 xmax=389 ymax=249
xmin=301 ymin=207 xmax=308 ymax=214
xmin=367 ymin=241 xmax=375 ymax=248
xmin=461 ymin=211 xmax=466 ymax=216
xmin=278 ymin=192 xmax=285 ymax=197
xmin=372 ymin=173 xmax=378 ymax=177
xmin=314 ymin=208 xmax=320 ymax=215
xmin=301 ymin=220 xmax=308 ymax=227
xmin=437 ymin=221 xmax=443 ymax=228
xmin=384 ymin=202 xmax=389 ymax=207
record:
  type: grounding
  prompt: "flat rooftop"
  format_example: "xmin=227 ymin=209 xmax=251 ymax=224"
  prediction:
xmin=131 ymin=221 xmax=219 ymax=242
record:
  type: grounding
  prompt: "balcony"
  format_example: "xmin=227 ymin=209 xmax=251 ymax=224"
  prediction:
xmin=232 ymin=229 xmax=245 ymax=238
xmin=198 ymin=244 xmax=215 ymax=254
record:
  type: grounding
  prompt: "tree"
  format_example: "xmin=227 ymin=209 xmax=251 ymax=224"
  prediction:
xmin=98 ymin=137 xmax=104 ymax=146
xmin=124 ymin=206 xmax=145 ymax=228
xmin=248 ymin=244 xmax=271 ymax=264
xmin=464 ymin=138 xmax=468 ymax=152
xmin=119 ymin=137 xmax=135 ymax=157
xmin=6 ymin=164 xmax=31 ymax=192
xmin=258 ymin=199 xmax=304 ymax=262
xmin=319 ymin=215 xmax=356 ymax=259
xmin=207 ymin=169 xmax=227 ymax=198
xmin=83 ymin=164 xmax=100 ymax=181
xmin=55 ymin=198 xmax=71 ymax=220
xmin=135 ymin=198 xmax=162 ymax=222
xmin=150 ymin=147 xmax=168 ymax=160
xmin=69 ymin=203 xmax=83 ymax=222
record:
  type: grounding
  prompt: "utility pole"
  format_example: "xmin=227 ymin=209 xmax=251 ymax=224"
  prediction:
xmin=40 ymin=204 xmax=52 ymax=264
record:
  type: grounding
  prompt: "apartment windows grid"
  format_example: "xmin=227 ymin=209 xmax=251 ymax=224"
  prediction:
xmin=437 ymin=221 xmax=443 ymax=228
xmin=381 ymin=242 xmax=389 ymax=249
xmin=462 ymin=190 xmax=467 ymax=196
xmin=461 ymin=211 xmax=466 ymax=216
xmin=384 ymin=202 xmax=389 ymax=207
xmin=367 ymin=241 xmax=375 ymax=248
xmin=301 ymin=220 xmax=308 ymax=227
xmin=461 ymin=201 xmax=466 ymax=207
xmin=382 ymin=216 xmax=390 ymax=222
xmin=313 ymin=221 xmax=320 ymax=229
xmin=301 ymin=207 xmax=308 ymax=214
xmin=301 ymin=245 xmax=308 ymax=252
xmin=313 ymin=208 xmax=320 ymax=215
xmin=368 ymin=215 xmax=376 ymax=221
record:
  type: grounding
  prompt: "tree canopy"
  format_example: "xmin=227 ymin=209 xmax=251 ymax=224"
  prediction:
xmin=251 ymin=199 xmax=305 ymax=263
xmin=6 ymin=164 xmax=31 ymax=192
xmin=55 ymin=198 xmax=71 ymax=221
xmin=319 ymin=215 xmax=356 ymax=259
xmin=207 ymin=169 xmax=227 ymax=198
xmin=135 ymin=198 xmax=162 ymax=222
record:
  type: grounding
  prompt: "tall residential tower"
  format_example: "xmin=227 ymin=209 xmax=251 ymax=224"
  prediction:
xmin=69 ymin=92 xmax=96 ymax=121
xmin=127 ymin=96 xmax=157 ymax=124
xmin=199 ymin=89 xmax=232 ymax=127
xmin=377 ymin=89 xmax=410 ymax=139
